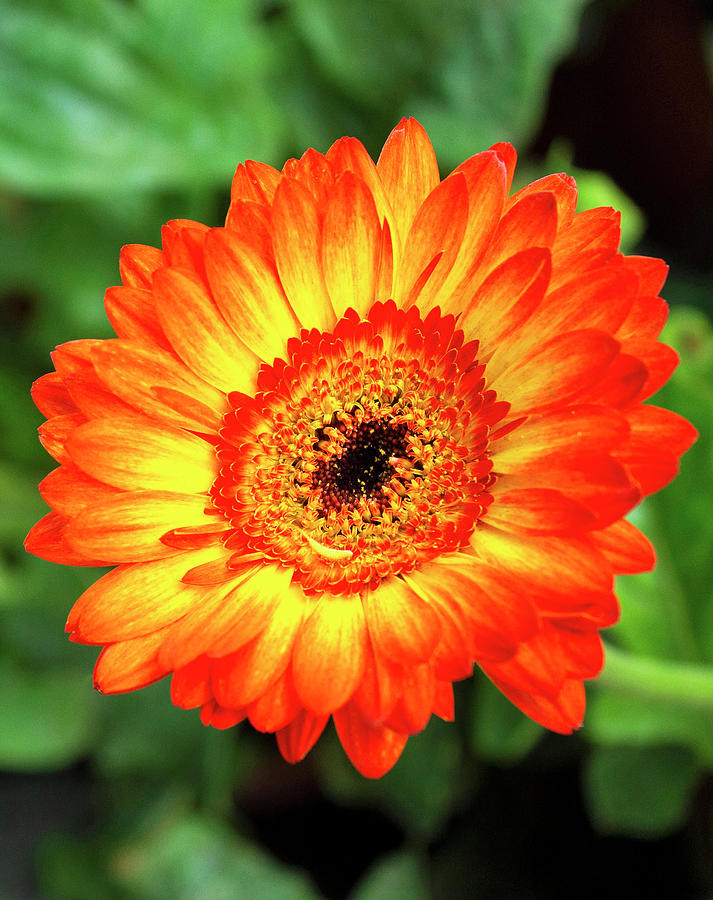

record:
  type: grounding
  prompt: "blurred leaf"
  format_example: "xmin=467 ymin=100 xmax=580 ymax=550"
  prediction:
xmin=587 ymin=688 xmax=713 ymax=767
xmin=649 ymin=308 xmax=713 ymax=660
xmin=349 ymin=850 xmax=430 ymax=900
xmin=320 ymin=717 xmax=468 ymax=840
xmin=95 ymin=681 xmax=237 ymax=780
xmin=0 ymin=369 xmax=47 ymax=466
xmin=471 ymin=674 xmax=543 ymax=764
xmin=583 ymin=744 xmax=699 ymax=837
xmin=112 ymin=812 xmax=320 ymax=900
xmin=0 ymin=0 xmax=282 ymax=197
xmin=39 ymin=832 xmax=118 ymax=900
xmin=0 ymin=661 xmax=95 ymax=770
xmin=409 ymin=0 xmax=590 ymax=166
xmin=0 ymin=462 xmax=47 ymax=545
xmin=290 ymin=0 xmax=441 ymax=109
xmin=0 ymin=553 xmax=102 ymax=664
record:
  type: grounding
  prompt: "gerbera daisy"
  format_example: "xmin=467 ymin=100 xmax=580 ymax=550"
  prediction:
xmin=26 ymin=118 xmax=695 ymax=778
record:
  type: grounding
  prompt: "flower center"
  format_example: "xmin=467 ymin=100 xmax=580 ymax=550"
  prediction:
xmin=312 ymin=418 xmax=410 ymax=515
xmin=209 ymin=301 xmax=507 ymax=595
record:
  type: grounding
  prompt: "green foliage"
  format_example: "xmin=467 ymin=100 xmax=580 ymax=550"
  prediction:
xmin=349 ymin=850 xmax=430 ymax=900
xmin=39 ymin=805 xmax=321 ymax=900
xmin=0 ymin=0 xmax=282 ymax=196
xmin=319 ymin=716 xmax=469 ymax=841
xmin=470 ymin=674 xmax=543 ymax=764
xmin=583 ymin=745 xmax=699 ymax=837
xmin=0 ymin=662 xmax=96 ymax=770
xmin=111 ymin=811 xmax=320 ymax=899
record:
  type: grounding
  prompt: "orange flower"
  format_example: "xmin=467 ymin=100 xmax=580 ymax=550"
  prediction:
xmin=26 ymin=118 xmax=696 ymax=777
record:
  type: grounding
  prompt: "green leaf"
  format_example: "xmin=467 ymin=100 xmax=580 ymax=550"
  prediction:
xmin=350 ymin=850 xmax=430 ymax=900
xmin=409 ymin=0 xmax=590 ymax=166
xmin=0 ymin=661 xmax=95 ymax=770
xmin=319 ymin=717 xmax=467 ymax=840
xmin=0 ymin=0 xmax=282 ymax=197
xmin=583 ymin=744 xmax=699 ymax=837
xmin=470 ymin=674 xmax=543 ymax=764
xmin=112 ymin=813 xmax=320 ymax=900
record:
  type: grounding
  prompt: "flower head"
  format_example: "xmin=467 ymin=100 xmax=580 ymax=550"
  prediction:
xmin=26 ymin=118 xmax=696 ymax=777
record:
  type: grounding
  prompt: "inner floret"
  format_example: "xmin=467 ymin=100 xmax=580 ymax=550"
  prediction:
xmin=312 ymin=418 xmax=410 ymax=515
xmin=208 ymin=302 xmax=508 ymax=595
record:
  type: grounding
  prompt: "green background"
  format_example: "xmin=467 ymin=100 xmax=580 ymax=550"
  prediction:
xmin=2 ymin=0 xmax=713 ymax=897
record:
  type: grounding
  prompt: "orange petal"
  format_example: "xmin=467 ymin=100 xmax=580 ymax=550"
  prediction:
xmin=393 ymin=172 xmax=469 ymax=311
xmin=501 ymin=453 xmax=639 ymax=529
xmin=350 ymin=640 xmax=403 ymax=723
xmin=64 ymin=491 xmax=210 ymax=563
xmin=333 ymin=701 xmax=408 ymax=778
xmin=326 ymin=135 xmax=394 ymax=225
xmin=486 ymin=487 xmax=596 ymax=535
xmin=617 ymin=293 xmax=669 ymax=341
xmin=275 ymin=709 xmax=329 ymax=764
xmin=156 ymin=562 xmax=283 ymax=668
xmin=94 ymin=627 xmax=171 ymax=693
xmin=616 ymin=404 xmax=697 ymax=495
xmin=247 ymin=665 xmax=302 ymax=733
xmin=207 ymin=577 xmax=310 ymax=707
xmin=271 ymin=177 xmax=335 ymax=329
xmin=483 ymin=671 xmax=584 ymax=734
xmin=505 ymin=173 xmax=578 ymax=229
xmin=66 ymin=547 xmax=221 ymax=643
xmin=67 ymin=417 xmax=217 ymax=493
xmin=25 ymin=510 xmax=112 ymax=566
xmin=382 ymin=664 xmax=435 ymax=733
xmin=530 ymin=265 xmax=637 ymax=340
xmin=40 ymin=463 xmax=122 ymax=516
xmin=38 ymin=412 xmax=86 ymax=464
xmin=472 ymin=526 xmax=615 ymax=617
xmin=321 ymin=172 xmax=381 ymax=318
xmin=119 ymin=243 xmax=163 ymax=289
xmin=230 ymin=160 xmax=281 ymax=205
xmin=204 ymin=227 xmax=300 ymax=362
xmin=589 ymin=519 xmax=655 ymax=574
xmin=283 ymin=148 xmax=335 ymax=208
xmin=440 ymin=150 xmax=508 ymax=309
xmin=292 ymin=594 xmax=368 ymax=715
xmin=223 ymin=200 xmax=272 ymax=256
xmin=161 ymin=219 xmax=209 ymax=272
xmin=485 ymin=190 xmax=559 ymax=273
xmin=460 ymin=247 xmax=550 ymax=353
xmin=408 ymin=561 xmax=536 ymax=661
xmin=362 ymin=576 xmax=441 ymax=665
xmin=200 ymin=701 xmax=246 ymax=730
xmin=91 ymin=339 xmax=227 ymax=432
xmin=487 ymin=141 xmax=517 ymax=192
xmin=489 ymin=329 xmax=621 ymax=416
xmin=104 ymin=285 xmax=172 ymax=350
xmin=153 ymin=266 xmax=260 ymax=394
xmin=376 ymin=117 xmax=440 ymax=251
xmin=171 ymin=655 xmax=213 ymax=709
xmin=31 ymin=373 xmax=77 ymax=417
xmin=492 ymin=405 xmax=629 ymax=470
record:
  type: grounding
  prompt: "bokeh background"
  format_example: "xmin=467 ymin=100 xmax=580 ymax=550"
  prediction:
xmin=2 ymin=0 xmax=713 ymax=897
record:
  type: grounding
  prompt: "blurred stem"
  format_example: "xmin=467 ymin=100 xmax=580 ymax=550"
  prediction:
xmin=600 ymin=643 xmax=713 ymax=712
